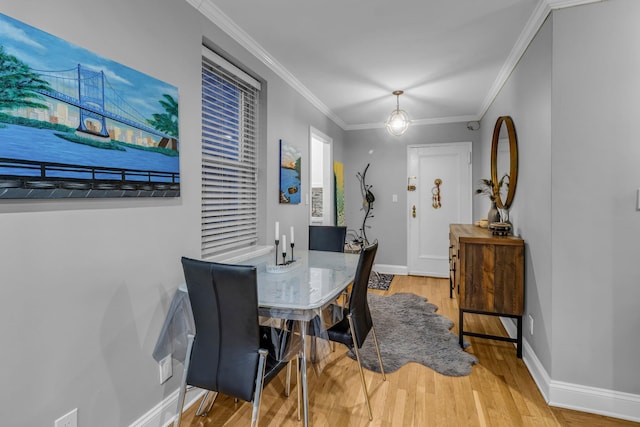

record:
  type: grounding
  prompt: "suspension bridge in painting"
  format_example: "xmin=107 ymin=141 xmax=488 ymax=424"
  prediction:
xmin=0 ymin=64 xmax=179 ymax=198
xmin=32 ymin=64 xmax=172 ymax=139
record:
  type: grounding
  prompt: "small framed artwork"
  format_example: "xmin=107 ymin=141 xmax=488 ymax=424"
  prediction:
xmin=279 ymin=139 xmax=301 ymax=204
xmin=334 ymin=161 xmax=345 ymax=226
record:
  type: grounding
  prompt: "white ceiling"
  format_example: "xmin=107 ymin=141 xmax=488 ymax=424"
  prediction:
xmin=188 ymin=0 xmax=598 ymax=130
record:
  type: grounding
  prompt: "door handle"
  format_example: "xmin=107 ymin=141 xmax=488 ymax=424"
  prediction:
xmin=412 ymin=205 xmax=416 ymax=218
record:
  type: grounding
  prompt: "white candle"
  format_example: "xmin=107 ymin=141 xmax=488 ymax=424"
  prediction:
xmin=290 ymin=226 xmax=294 ymax=244
xmin=275 ymin=221 xmax=279 ymax=241
xmin=282 ymin=234 xmax=286 ymax=249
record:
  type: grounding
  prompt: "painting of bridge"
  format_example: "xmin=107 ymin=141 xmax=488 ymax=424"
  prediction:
xmin=0 ymin=13 xmax=180 ymax=199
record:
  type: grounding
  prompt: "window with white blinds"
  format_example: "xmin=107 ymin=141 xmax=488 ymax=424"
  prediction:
xmin=201 ymin=47 xmax=260 ymax=258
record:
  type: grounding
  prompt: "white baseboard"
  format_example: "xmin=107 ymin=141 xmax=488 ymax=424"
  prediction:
xmin=129 ymin=387 xmax=205 ymax=427
xmin=549 ymin=381 xmax=640 ymax=422
xmin=500 ymin=317 xmax=552 ymax=400
xmin=500 ymin=318 xmax=640 ymax=423
xmin=376 ymin=264 xmax=450 ymax=278
xmin=373 ymin=263 xmax=408 ymax=275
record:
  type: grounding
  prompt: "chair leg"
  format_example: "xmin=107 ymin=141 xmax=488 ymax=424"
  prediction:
xmin=284 ymin=356 xmax=301 ymax=418
xmin=196 ymin=391 xmax=209 ymax=416
xmin=370 ymin=325 xmax=386 ymax=381
xmin=251 ymin=349 xmax=268 ymax=427
xmin=174 ymin=334 xmax=195 ymax=427
xmin=296 ymin=356 xmax=302 ymax=421
xmin=347 ymin=315 xmax=373 ymax=421
xmin=196 ymin=390 xmax=218 ymax=417
xmin=205 ymin=391 xmax=218 ymax=414
xmin=285 ymin=360 xmax=292 ymax=397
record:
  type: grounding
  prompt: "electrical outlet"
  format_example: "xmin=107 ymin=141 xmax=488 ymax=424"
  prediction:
xmin=159 ymin=355 xmax=173 ymax=384
xmin=54 ymin=408 xmax=77 ymax=427
xmin=528 ymin=314 xmax=534 ymax=335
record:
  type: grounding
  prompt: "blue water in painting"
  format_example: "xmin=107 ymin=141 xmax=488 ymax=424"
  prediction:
xmin=0 ymin=124 xmax=179 ymax=181
xmin=280 ymin=167 xmax=300 ymax=204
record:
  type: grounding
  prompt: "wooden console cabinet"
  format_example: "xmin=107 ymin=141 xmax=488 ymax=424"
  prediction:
xmin=449 ymin=224 xmax=524 ymax=357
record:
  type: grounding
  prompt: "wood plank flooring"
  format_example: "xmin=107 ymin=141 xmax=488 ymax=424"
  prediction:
xmin=177 ymin=275 xmax=636 ymax=426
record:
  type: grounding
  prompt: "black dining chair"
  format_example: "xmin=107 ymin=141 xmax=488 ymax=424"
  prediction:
xmin=325 ymin=241 xmax=386 ymax=420
xmin=175 ymin=257 xmax=296 ymax=427
xmin=308 ymin=225 xmax=347 ymax=252
xmin=309 ymin=225 xmax=351 ymax=319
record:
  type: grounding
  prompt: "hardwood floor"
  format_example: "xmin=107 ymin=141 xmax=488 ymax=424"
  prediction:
xmin=177 ymin=275 xmax=636 ymax=427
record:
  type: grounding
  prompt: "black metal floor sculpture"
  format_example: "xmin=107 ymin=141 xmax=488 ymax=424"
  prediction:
xmin=357 ymin=163 xmax=375 ymax=245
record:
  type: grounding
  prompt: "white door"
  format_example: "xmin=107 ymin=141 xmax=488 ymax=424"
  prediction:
xmin=407 ymin=143 xmax=472 ymax=277
xmin=309 ymin=127 xmax=333 ymax=225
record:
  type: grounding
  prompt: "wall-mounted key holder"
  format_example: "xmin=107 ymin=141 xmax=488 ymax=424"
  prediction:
xmin=407 ymin=176 xmax=417 ymax=191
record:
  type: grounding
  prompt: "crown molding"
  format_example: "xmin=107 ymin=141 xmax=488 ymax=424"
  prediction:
xmin=189 ymin=0 xmax=347 ymax=130
xmin=546 ymin=0 xmax=605 ymax=8
xmin=189 ymin=0 xmax=604 ymax=131
xmin=477 ymin=0 xmax=605 ymax=119
xmin=185 ymin=0 xmax=203 ymax=9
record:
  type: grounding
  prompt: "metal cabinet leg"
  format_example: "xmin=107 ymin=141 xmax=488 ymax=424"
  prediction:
xmin=516 ymin=315 xmax=523 ymax=358
xmin=459 ymin=310 xmax=464 ymax=348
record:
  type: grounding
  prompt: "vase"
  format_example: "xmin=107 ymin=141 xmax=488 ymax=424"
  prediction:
xmin=499 ymin=207 xmax=511 ymax=225
xmin=487 ymin=200 xmax=501 ymax=224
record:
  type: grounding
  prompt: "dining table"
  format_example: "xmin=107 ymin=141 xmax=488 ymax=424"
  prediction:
xmin=153 ymin=248 xmax=361 ymax=427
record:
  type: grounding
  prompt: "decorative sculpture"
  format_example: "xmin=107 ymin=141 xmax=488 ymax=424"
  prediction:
xmin=357 ymin=163 xmax=375 ymax=245
xmin=432 ymin=178 xmax=442 ymax=209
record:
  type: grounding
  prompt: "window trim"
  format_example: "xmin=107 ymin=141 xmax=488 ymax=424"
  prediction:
xmin=201 ymin=46 xmax=261 ymax=90
xmin=201 ymin=46 xmax=260 ymax=258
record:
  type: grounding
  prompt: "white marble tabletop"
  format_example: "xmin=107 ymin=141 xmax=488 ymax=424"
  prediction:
xmin=239 ymin=249 xmax=359 ymax=314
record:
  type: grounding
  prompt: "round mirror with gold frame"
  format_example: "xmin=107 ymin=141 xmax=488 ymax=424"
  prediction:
xmin=490 ymin=116 xmax=518 ymax=209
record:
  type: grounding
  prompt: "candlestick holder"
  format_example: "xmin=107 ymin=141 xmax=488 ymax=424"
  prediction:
xmin=274 ymin=239 xmax=279 ymax=265
xmin=282 ymin=249 xmax=287 ymax=266
xmin=290 ymin=242 xmax=295 ymax=264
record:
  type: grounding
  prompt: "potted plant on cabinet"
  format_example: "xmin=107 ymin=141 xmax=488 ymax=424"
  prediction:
xmin=475 ymin=175 xmax=509 ymax=225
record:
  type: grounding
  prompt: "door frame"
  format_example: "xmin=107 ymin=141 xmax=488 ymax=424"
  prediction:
xmin=309 ymin=126 xmax=334 ymax=225
xmin=406 ymin=142 xmax=472 ymax=276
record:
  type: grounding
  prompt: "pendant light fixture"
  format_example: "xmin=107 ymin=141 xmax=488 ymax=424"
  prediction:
xmin=385 ymin=90 xmax=410 ymax=136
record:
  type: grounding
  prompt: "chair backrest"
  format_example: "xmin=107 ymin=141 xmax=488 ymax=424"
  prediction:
xmin=347 ymin=241 xmax=378 ymax=348
xmin=181 ymin=257 xmax=260 ymax=402
xmin=309 ymin=225 xmax=347 ymax=252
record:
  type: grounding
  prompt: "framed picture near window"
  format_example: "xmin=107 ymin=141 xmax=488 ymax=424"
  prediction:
xmin=279 ymin=140 xmax=301 ymax=204
xmin=334 ymin=161 xmax=345 ymax=226
xmin=0 ymin=13 xmax=179 ymax=199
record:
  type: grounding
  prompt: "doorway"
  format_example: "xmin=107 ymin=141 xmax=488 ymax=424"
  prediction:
xmin=309 ymin=127 xmax=333 ymax=225
xmin=407 ymin=143 xmax=472 ymax=277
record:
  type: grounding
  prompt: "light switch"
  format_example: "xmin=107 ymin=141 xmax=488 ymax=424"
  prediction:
xmin=392 ymin=194 xmax=398 ymax=202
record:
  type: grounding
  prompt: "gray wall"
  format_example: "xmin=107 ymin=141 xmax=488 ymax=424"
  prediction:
xmin=343 ymin=125 xmax=480 ymax=267
xmin=0 ymin=0 xmax=344 ymax=425
xmin=550 ymin=0 xmax=640 ymax=393
xmin=477 ymin=0 xmax=640 ymax=396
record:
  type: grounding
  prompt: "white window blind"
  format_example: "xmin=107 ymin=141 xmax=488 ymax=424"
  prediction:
xmin=201 ymin=46 xmax=260 ymax=258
